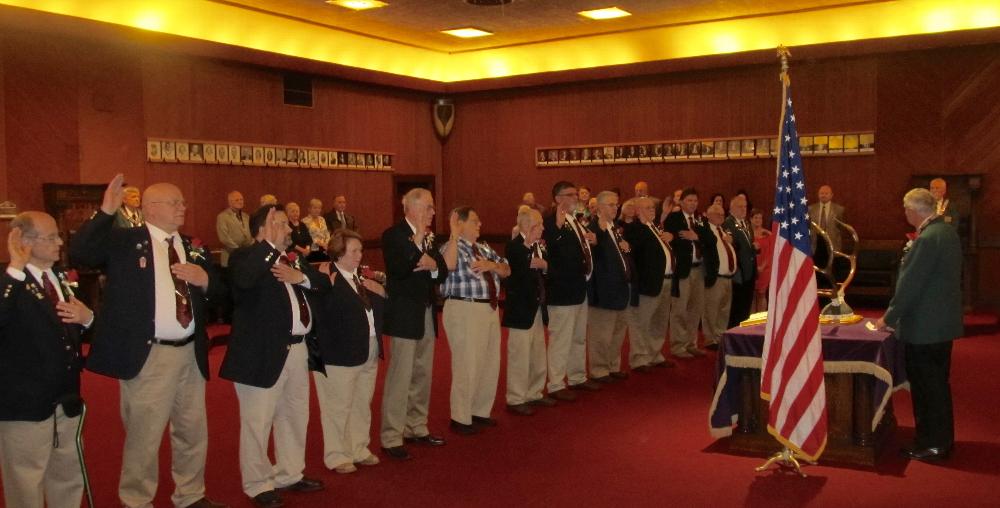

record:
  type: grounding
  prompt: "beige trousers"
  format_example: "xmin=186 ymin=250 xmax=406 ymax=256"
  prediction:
xmin=314 ymin=337 xmax=379 ymax=469
xmin=670 ymin=265 xmax=706 ymax=354
xmin=546 ymin=303 xmax=589 ymax=392
xmin=443 ymin=299 xmax=501 ymax=425
xmin=702 ymin=277 xmax=733 ymax=345
xmin=0 ymin=405 xmax=83 ymax=508
xmin=633 ymin=280 xmax=673 ymax=367
xmin=119 ymin=342 xmax=207 ymax=508
xmin=233 ymin=342 xmax=309 ymax=498
xmin=505 ymin=310 xmax=548 ymax=405
xmin=380 ymin=307 xmax=436 ymax=448
xmin=588 ymin=306 xmax=630 ymax=377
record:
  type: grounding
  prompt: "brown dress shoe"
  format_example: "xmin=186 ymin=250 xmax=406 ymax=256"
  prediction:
xmin=548 ymin=389 xmax=577 ymax=401
xmin=569 ymin=380 xmax=602 ymax=391
xmin=507 ymin=403 xmax=536 ymax=416
xmin=186 ymin=497 xmax=230 ymax=508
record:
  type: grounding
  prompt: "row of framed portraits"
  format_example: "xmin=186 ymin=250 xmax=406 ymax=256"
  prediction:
xmin=536 ymin=132 xmax=874 ymax=167
xmin=146 ymin=138 xmax=394 ymax=171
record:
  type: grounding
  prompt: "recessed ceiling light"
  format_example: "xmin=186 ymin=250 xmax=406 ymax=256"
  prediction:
xmin=578 ymin=7 xmax=632 ymax=20
xmin=326 ymin=0 xmax=388 ymax=11
xmin=441 ymin=27 xmax=494 ymax=38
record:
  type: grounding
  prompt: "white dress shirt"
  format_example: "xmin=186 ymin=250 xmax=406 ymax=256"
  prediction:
xmin=564 ymin=212 xmax=593 ymax=279
xmin=336 ymin=263 xmax=378 ymax=361
xmin=711 ymin=224 xmax=736 ymax=277
xmin=684 ymin=212 xmax=703 ymax=263
xmin=644 ymin=222 xmax=674 ymax=275
xmin=267 ymin=241 xmax=313 ymax=336
xmin=147 ymin=223 xmax=196 ymax=340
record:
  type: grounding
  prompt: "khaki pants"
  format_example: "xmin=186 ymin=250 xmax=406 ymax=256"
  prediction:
xmin=380 ymin=307 xmax=436 ymax=448
xmin=670 ymin=265 xmax=706 ymax=355
xmin=119 ymin=342 xmax=207 ymax=508
xmin=546 ymin=303 xmax=589 ymax=392
xmin=0 ymin=405 xmax=83 ymax=508
xmin=702 ymin=277 xmax=733 ymax=346
xmin=588 ymin=306 xmax=630 ymax=377
xmin=443 ymin=300 xmax=501 ymax=425
xmin=506 ymin=310 xmax=548 ymax=405
xmin=233 ymin=342 xmax=309 ymax=498
xmin=633 ymin=280 xmax=673 ymax=367
xmin=314 ymin=337 xmax=379 ymax=469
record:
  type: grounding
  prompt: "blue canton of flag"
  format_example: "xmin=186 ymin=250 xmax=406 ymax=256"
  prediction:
xmin=773 ymin=87 xmax=812 ymax=255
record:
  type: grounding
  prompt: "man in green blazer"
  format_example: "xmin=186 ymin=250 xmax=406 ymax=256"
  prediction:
xmin=876 ymin=187 xmax=963 ymax=462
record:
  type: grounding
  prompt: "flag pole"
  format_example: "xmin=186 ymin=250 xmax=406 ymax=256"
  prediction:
xmin=754 ymin=45 xmax=815 ymax=477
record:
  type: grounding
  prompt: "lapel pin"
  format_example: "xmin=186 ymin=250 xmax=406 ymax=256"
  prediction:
xmin=139 ymin=256 xmax=147 ymax=269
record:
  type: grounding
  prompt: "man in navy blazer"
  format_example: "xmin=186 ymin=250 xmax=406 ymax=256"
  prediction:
xmin=70 ymin=174 xmax=227 ymax=508
xmin=663 ymin=188 xmax=716 ymax=358
xmin=1 ymin=212 xmax=94 ymax=508
xmin=626 ymin=197 xmax=678 ymax=370
xmin=220 ymin=205 xmax=330 ymax=507
xmin=586 ymin=191 xmax=636 ymax=381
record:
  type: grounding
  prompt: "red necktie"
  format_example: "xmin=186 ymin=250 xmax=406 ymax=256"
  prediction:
xmin=279 ymin=255 xmax=311 ymax=327
xmin=166 ymin=237 xmax=193 ymax=328
xmin=688 ymin=215 xmax=702 ymax=259
xmin=570 ymin=217 xmax=593 ymax=275
xmin=41 ymin=272 xmax=60 ymax=309
xmin=353 ymin=274 xmax=372 ymax=311
xmin=471 ymin=243 xmax=498 ymax=310
xmin=717 ymin=225 xmax=736 ymax=274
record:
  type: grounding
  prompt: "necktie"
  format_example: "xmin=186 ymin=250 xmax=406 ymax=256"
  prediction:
xmin=717 ymin=226 xmax=735 ymax=274
xmin=353 ymin=274 xmax=372 ymax=311
xmin=570 ymin=217 xmax=593 ymax=275
xmin=687 ymin=215 xmax=702 ymax=259
xmin=41 ymin=272 xmax=61 ymax=309
xmin=339 ymin=212 xmax=346 ymax=226
xmin=821 ymin=204 xmax=828 ymax=230
xmin=532 ymin=243 xmax=546 ymax=306
xmin=651 ymin=223 xmax=676 ymax=274
xmin=235 ymin=210 xmax=243 ymax=222
xmin=471 ymin=243 xmax=498 ymax=310
xmin=279 ymin=254 xmax=311 ymax=327
xmin=610 ymin=227 xmax=629 ymax=279
xmin=166 ymin=237 xmax=193 ymax=328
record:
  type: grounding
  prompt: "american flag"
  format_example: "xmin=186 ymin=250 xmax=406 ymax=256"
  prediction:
xmin=759 ymin=84 xmax=828 ymax=461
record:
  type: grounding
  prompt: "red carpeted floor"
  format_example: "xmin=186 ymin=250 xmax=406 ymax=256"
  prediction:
xmin=5 ymin=311 xmax=1000 ymax=507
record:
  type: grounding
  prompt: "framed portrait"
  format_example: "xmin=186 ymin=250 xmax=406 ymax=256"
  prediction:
xmin=701 ymin=141 xmax=714 ymax=158
xmin=686 ymin=142 xmax=701 ymax=158
xmin=296 ymin=149 xmax=307 ymax=166
xmin=306 ymin=150 xmax=317 ymax=168
xmin=383 ymin=154 xmax=392 ymax=169
xmin=203 ymin=143 xmax=216 ymax=164
xmin=612 ymin=146 xmax=623 ymax=162
xmin=252 ymin=146 xmax=264 ymax=166
xmin=189 ymin=143 xmax=204 ymax=163
xmin=627 ymin=145 xmax=639 ymax=162
xmin=337 ymin=152 xmax=347 ymax=166
xmin=726 ymin=140 xmax=741 ymax=158
xmin=537 ymin=149 xmax=548 ymax=166
xmin=859 ymin=133 xmax=875 ymax=152
xmin=544 ymin=150 xmax=556 ymax=165
xmin=216 ymin=144 xmax=229 ymax=164
xmin=844 ymin=134 xmax=860 ymax=152
xmin=347 ymin=152 xmax=357 ymax=167
xmin=365 ymin=153 xmax=374 ymax=168
xmin=591 ymin=147 xmax=604 ymax=163
xmin=755 ymin=138 xmax=770 ymax=158
xmin=637 ymin=144 xmax=650 ymax=162
xmin=147 ymin=140 xmax=162 ymax=162
xmin=567 ymin=148 xmax=579 ymax=164
xmin=264 ymin=147 xmax=276 ymax=166
xmin=327 ymin=152 xmax=337 ymax=167
xmin=319 ymin=150 xmax=329 ymax=168
xmin=286 ymin=148 xmax=299 ymax=168
xmin=713 ymin=140 xmax=727 ymax=159
xmin=676 ymin=142 xmax=689 ymax=158
xmin=229 ymin=145 xmax=241 ymax=165
xmin=276 ymin=147 xmax=287 ymax=167
xmin=799 ymin=136 xmax=814 ymax=154
xmin=741 ymin=139 xmax=755 ymax=157
xmin=375 ymin=153 xmax=383 ymax=169
xmin=651 ymin=144 xmax=664 ymax=162
xmin=581 ymin=147 xmax=593 ymax=163
xmin=176 ymin=142 xmax=190 ymax=163
xmin=813 ymin=135 xmax=829 ymax=154
xmin=828 ymin=135 xmax=844 ymax=153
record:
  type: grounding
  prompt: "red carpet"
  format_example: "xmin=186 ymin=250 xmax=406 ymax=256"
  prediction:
xmin=4 ymin=311 xmax=999 ymax=507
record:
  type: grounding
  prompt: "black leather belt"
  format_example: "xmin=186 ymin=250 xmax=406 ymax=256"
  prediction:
xmin=717 ymin=274 xmax=734 ymax=279
xmin=289 ymin=334 xmax=306 ymax=345
xmin=152 ymin=336 xmax=195 ymax=347
xmin=664 ymin=274 xmax=673 ymax=279
xmin=447 ymin=296 xmax=492 ymax=304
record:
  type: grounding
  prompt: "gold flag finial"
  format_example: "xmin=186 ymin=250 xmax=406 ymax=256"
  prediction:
xmin=777 ymin=45 xmax=791 ymax=85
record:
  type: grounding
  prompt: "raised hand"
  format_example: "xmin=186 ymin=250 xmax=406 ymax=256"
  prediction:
xmin=101 ymin=173 xmax=126 ymax=215
xmin=56 ymin=296 xmax=94 ymax=325
xmin=6 ymin=228 xmax=31 ymax=271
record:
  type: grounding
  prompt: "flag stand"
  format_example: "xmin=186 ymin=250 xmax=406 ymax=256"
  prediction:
xmin=755 ymin=446 xmax=815 ymax=477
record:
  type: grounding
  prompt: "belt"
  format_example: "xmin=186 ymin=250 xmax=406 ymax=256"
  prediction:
xmin=717 ymin=274 xmax=734 ymax=279
xmin=289 ymin=334 xmax=306 ymax=345
xmin=152 ymin=336 xmax=195 ymax=347
xmin=691 ymin=262 xmax=702 ymax=267
xmin=664 ymin=273 xmax=673 ymax=279
xmin=446 ymin=296 xmax=492 ymax=304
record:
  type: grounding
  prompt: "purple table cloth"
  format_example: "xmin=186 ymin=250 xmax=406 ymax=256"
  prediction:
xmin=709 ymin=319 xmax=907 ymax=437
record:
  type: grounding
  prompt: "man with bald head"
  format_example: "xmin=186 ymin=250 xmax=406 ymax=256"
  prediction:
xmin=808 ymin=185 xmax=846 ymax=253
xmin=723 ymin=195 xmax=756 ymax=329
xmin=71 ymin=175 xmax=227 ymax=508
xmin=217 ymin=190 xmax=253 ymax=267
xmin=1 ymin=211 xmax=94 ymax=508
xmin=929 ymin=178 xmax=960 ymax=228
xmin=634 ymin=181 xmax=663 ymax=219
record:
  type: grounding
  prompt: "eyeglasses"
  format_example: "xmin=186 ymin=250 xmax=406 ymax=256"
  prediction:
xmin=149 ymin=199 xmax=186 ymax=208
xmin=25 ymin=234 xmax=61 ymax=243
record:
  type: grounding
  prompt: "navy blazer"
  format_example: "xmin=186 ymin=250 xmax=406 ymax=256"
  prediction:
xmin=0 ymin=268 xmax=85 ymax=421
xmin=542 ymin=212 xmax=589 ymax=306
xmin=625 ymin=221 xmax=673 ymax=298
xmin=587 ymin=221 xmax=633 ymax=310
xmin=381 ymin=220 xmax=448 ymax=340
xmin=219 ymin=242 xmax=332 ymax=388
xmin=501 ymin=236 xmax=547 ymax=329
xmin=663 ymin=211 xmax=718 ymax=293
xmin=723 ymin=216 xmax=757 ymax=285
xmin=315 ymin=270 xmax=385 ymax=367
xmin=70 ymin=211 xmax=226 ymax=380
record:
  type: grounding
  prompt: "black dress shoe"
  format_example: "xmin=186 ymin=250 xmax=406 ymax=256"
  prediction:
xmin=705 ymin=343 xmax=719 ymax=351
xmin=450 ymin=419 xmax=479 ymax=435
xmin=251 ymin=491 xmax=283 ymax=508
xmin=472 ymin=416 xmax=498 ymax=427
xmin=404 ymin=434 xmax=446 ymax=446
xmin=548 ymin=389 xmax=577 ymax=401
xmin=527 ymin=396 xmax=557 ymax=407
xmin=507 ymin=403 xmax=536 ymax=416
xmin=593 ymin=375 xmax=614 ymax=384
xmin=609 ymin=371 xmax=629 ymax=380
xmin=632 ymin=365 xmax=653 ymax=373
xmin=186 ymin=497 xmax=230 ymax=508
xmin=905 ymin=446 xmax=952 ymax=461
xmin=382 ymin=446 xmax=412 ymax=460
xmin=277 ymin=477 xmax=324 ymax=493
xmin=569 ymin=380 xmax=602 ymax=391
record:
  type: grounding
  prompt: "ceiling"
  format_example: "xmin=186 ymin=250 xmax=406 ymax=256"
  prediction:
xmin=220 ymin=0 xmax=863 ymax=52
xmin=4 ymin=0 xmax=1000 ymax=83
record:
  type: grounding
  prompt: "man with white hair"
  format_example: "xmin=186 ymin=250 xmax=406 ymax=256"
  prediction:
xmin=724 ymin=195 xmax=756 ymax=329
xmin=115 ymin=186 xmax=144 ymax=228
xmin=876 ymin=188 xmax=962 ymax=462
xmin=625 ymin=196 xmax=676 ymax=370
xmin=928 ymin=178 xmax=960 ymax=228
xmin=702 ymin=204 xmax=735 ymax=349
